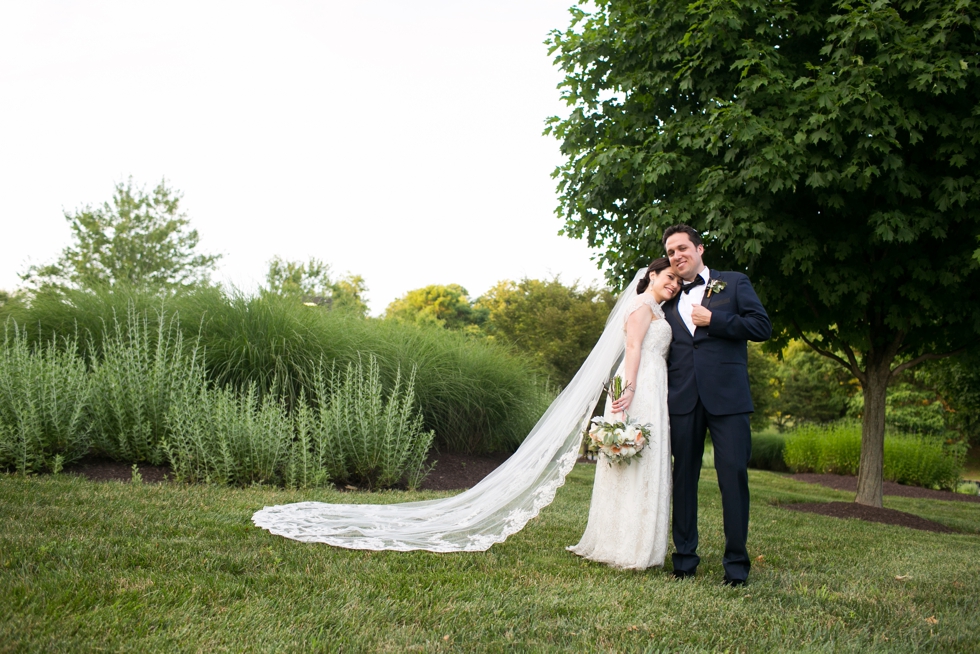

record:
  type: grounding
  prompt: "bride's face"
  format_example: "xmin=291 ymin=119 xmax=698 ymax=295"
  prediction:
xmin=650 ymin=268 xmax=679 ymax=301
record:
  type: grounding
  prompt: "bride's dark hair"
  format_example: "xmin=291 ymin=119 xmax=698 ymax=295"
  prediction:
xmin=636 ymin=257 xmax=671 ymax=294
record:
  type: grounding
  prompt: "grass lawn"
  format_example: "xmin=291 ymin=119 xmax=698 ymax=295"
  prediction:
xmin=2 ymin=466 xmax=978 ymax=653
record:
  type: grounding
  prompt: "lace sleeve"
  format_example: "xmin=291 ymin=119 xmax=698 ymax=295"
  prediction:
xmin=624 ymin=295 xmax=664 ymax=325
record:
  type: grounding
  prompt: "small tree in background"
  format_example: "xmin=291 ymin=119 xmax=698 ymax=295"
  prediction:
xmin=384 ymin=284 xmax=487 ymax=331
xmin=923 ymin=353 xmax=980 ymax=446
xmin=21 ymin=178 xmax=220 ymax=292
xmin=264 ymin=256 xmax=368 ymax=317
xmin=475 ymin=278 xmax=615 ymax=387
xmin=771 ymin=342 xmax=855 ymax=429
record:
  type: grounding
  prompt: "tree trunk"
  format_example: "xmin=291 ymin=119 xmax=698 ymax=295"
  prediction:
xmin=856 ymin=362 xmax=891 ymax=507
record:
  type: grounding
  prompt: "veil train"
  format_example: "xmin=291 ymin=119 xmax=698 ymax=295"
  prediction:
xmin=251 ymin=270 xmax=645 ymax=552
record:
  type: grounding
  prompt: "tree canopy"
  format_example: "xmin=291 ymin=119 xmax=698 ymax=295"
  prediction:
xmin=548 ymin=0 xmax=980 ymax=505
xmin=384 ymin=284 xmax=487 ymax=331
xmin=22 ymin=178 xmax=220 ymax=292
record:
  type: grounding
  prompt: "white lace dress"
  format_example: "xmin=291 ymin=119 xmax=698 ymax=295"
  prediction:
xmin=567 ymin=294 xmax=672 ymax=569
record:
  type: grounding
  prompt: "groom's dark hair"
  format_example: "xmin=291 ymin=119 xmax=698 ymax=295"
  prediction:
xmin=662 ymin=224 xmax=703 ymax=250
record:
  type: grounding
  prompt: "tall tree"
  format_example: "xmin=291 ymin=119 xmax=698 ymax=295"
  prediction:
xmin=22 ymin=178 xmax=220 ymax=291
xmin=264 ymin=256 xmax=369 ymax=317
xmin=548 ymin=0 xmax=980 ymax=505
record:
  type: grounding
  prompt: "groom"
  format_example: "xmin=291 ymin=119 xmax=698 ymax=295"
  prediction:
xmin=661 ymin=224 xmax=771 ymax=586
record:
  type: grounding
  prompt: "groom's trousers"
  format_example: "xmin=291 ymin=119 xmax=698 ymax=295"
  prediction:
xmin=670 ymin=399 xmax=752 ymax=581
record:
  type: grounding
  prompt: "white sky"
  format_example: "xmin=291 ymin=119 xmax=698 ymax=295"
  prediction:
xmin=0 ymin=0 xmax=606 ymax=314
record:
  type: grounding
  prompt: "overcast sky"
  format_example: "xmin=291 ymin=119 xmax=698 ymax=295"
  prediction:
xmin=0 ymin=0 xmax=609 ymax=314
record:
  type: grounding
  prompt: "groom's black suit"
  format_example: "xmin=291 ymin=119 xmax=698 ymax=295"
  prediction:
xmin=663 ymin=269 xmax=771 ymax=582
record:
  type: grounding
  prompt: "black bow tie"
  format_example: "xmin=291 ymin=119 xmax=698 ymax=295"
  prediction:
xmin=681 ymin=277 xmax=705 ymax=294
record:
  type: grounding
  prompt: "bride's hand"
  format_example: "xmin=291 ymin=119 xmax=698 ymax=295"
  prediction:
xmin=612 ymin=388 xmax=634 ymax=413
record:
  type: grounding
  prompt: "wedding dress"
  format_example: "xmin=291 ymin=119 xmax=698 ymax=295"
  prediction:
xmin=252 ymin=270 xmax=652 ymax=552
xmin=567 ymin=294 xmax=671 ymax=569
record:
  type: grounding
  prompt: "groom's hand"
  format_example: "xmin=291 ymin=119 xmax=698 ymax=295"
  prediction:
xmin=691 ymin=305 xmax=712 ymax=327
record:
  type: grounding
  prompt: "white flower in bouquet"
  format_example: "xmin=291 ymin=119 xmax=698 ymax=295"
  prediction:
xmin=587 ymin=415 xmax=653 ymax=466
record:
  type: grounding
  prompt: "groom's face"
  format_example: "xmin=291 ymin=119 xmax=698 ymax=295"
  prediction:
xmin=665 ymin=233 xmax=705 ymax=281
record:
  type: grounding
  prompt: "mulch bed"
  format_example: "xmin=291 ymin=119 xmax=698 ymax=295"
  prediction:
xmin=782 ymin=473 xmax=978 ymax=534
xmin=418 ymin=452 xmax=510 ymax=491
xmin=63 ymin=458 xmax=172 ymax=484
xmin=59 ymin=453 xmax=511 ymax=491
xmin=780 ymin=501 xmax=956 ymax=534
xmin=790 ymin=473 xmax=980 ymax=504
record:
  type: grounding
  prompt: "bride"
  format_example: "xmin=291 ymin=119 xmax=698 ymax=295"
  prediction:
xmin=252 ymin=261 xmax=677 ymax=557
xmin=567 ymin=257 xmax=677 ymax=569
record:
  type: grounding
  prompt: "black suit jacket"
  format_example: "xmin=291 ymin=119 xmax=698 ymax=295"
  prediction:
xmin=663 ymin=270 xmax=772 ymax=416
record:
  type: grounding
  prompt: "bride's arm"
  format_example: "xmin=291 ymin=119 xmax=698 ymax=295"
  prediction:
xmin=611 ymin=305 xmax=654 ymax=414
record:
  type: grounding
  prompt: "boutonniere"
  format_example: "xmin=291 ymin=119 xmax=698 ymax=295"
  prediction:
xmin=706 ymin=279 xmax=727 ymax=298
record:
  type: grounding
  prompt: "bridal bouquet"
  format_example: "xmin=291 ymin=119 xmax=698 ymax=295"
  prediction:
xmin=586 ymin=376 xmax=652 ymax=465
xmin=586 ymin=415 xmax=652 ymax=466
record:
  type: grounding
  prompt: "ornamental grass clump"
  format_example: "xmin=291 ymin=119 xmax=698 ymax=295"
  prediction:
xmin=884 ymin=436 xmax=964 ymax=491
xmin=0 ymin=324 xmax=90 ymax=474
xmin=783 ymin=421 xmax=965 ymax=490
xmin=87 ymin=308 xmax=203 ymax=465
xmin=748 ymin=431 xmax=788 ymax=472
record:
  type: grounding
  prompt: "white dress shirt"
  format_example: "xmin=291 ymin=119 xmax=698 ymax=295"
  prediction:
xmin=678 ymin=267 xmax=710 ymax=336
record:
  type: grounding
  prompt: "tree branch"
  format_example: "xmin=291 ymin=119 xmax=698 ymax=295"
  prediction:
xmin=885 ymin=330 xmax=906 ymax=363
xmin=890 ymin=346 xmax=970 ymax=378
xmin=821 ymin=328 xmax=863 ymax=376
xmin=793 ymin=320 xmax=866 ymax=384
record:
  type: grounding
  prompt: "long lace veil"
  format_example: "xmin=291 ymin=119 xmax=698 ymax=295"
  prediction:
xmin=252 ymin=269 xmax=646 ymax=551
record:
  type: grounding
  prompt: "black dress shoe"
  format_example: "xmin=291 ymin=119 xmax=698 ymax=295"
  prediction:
xmin=722 ymin=577 xmax=746 ymax=587
xmin=672 ymin=570 xmax=695 ymax=580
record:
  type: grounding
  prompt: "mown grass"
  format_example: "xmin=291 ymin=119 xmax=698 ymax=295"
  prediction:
xmin=2 ymin=468 xmax=978 ymax=652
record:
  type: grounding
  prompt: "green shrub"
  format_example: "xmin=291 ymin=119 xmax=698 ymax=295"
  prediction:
xmin=163 ymin=357 xmax=435 ymax=490
xmin=0 ymin=325 xmax=90 ymax=473
xmin=88 ymin=308 xmax=203 ymax=465
xmin=183 ymin=293 xmax=551 ymax=453
xmin=306 ymin=356 xmax=434 ymax=490
xmin=783 ymin=421 xmax=965 ymax=490
xmin=163 ymin=382 xmax=296 ymax=486
xmin=783 ymin=422 xmax=861 ymax=475
xmin=884 ymin=437 xmax=964 ymax=491
xmin=748 ymin=431 xmax=788 ymax=472
xmin=9 ymin=287 xmax=550 ymax=453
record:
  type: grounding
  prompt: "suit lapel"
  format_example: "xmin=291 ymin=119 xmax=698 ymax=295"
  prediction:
xmin=664 ymin=296 xmax=692 ymax=341
xmin=694 ymin=270 xmax=723 ymax=338
xmin=701 ymin=276 xmax=716 ymax=312
xmin=702 ymin=270 xmax=732 ymax=311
